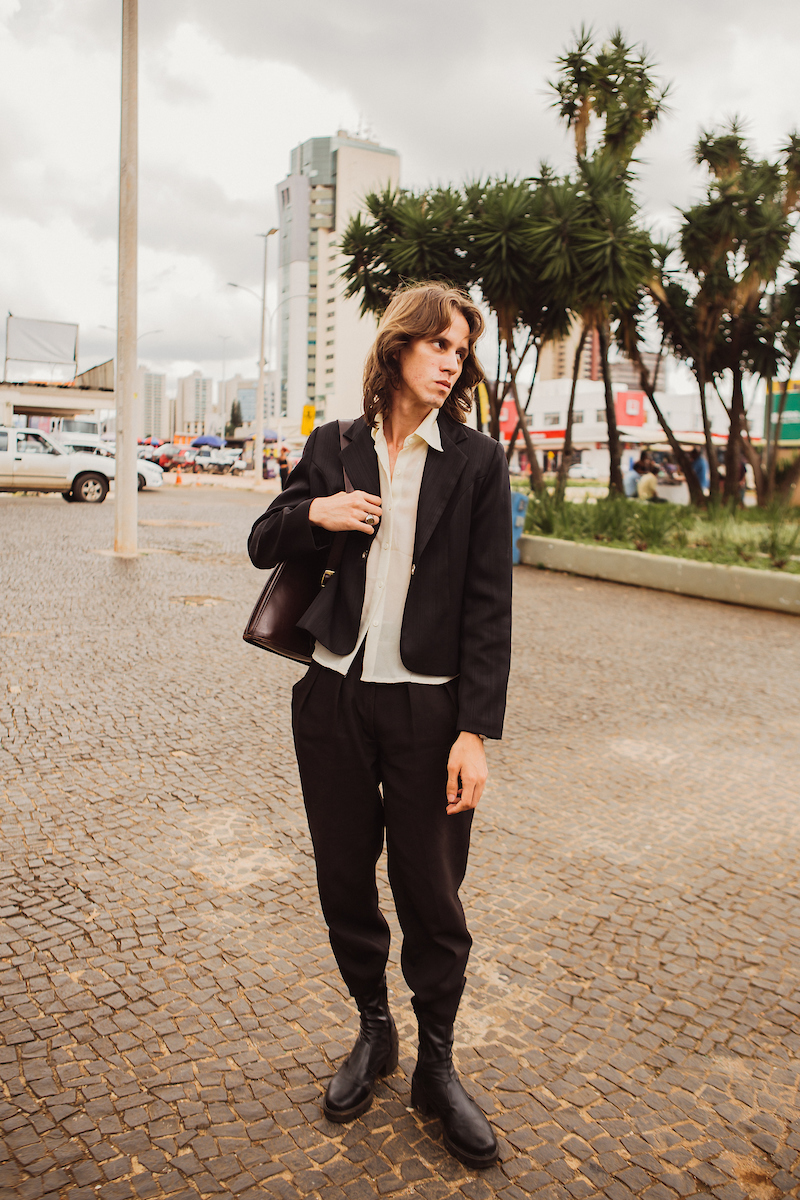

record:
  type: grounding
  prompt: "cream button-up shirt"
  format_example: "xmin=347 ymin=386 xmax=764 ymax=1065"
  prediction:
xmin=313 ymin=408 xmax=455 ymax=684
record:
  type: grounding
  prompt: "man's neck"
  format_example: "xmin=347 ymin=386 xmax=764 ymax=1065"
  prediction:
xmin=383 ymin=396 xmax=435 ymax=453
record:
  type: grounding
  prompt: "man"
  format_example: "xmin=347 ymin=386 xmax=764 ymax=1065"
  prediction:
xmin=637 ymin=464 xmax=665 ymax=502
xmin=689 ymin=447 xmax=709 ymax=494
xmin=248 ymin=282 xmax=512 ymax=1170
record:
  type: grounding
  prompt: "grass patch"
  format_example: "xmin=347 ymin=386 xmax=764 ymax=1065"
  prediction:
xmin=522 ymin=493 xmax=800 ymax=574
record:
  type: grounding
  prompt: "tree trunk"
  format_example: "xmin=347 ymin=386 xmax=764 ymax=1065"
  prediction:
xmin=696 ymin=359 xmax=720 ymax=497
xmin=637 ymin=361 xmax=707 ymax=508
xmin=487 ymin=378 xmax=501 ymax=442
xmin=768 ymin=377 xmax=792 ymax=501
xmin=724 ymin=364 xmax=745 ymax=504
xmin=506 ymin=345 xmax=539 ymax=464
xmin=498 ymin=335 xmax=544 ymax=494
xmin=510 ymin=379 xmax=544 ymax=493
xmin=555 ymin=324 xmax=588 ymax=502
xmin=597 ymin=322 xmax=624 ymax=495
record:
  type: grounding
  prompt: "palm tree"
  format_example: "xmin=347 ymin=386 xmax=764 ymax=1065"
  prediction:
xmin=549 ymin=27 xmax=670 ymax=495
xmin=531 ymin=158 xmax=653 ymax=496
xmin=664 ymin=121 xmax=799 ymax=503
xmin=465 ymin=176 xmax=572 ymax=491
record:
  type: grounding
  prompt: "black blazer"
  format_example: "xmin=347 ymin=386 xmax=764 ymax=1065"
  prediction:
xmin=248 ymin=413 xmax=512 ymax=739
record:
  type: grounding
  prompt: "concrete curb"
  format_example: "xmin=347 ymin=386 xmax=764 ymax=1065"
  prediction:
xmin=519 ymin=534 xmax=800 ymax=616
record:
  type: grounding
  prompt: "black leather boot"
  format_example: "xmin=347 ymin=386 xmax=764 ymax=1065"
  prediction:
xmin=323 ymin=978 xmax=398 ymax=1123
xmin=411 ymin=1018 xmax=498 ymax=1169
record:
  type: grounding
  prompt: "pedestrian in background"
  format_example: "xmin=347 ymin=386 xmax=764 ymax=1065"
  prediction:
xmin=278 ymin=448 xmax=289 ymax=490
xmin=249 ymin=282 xmax=512 ymax=1170
xmin=689 ymin=447 xmax=709 ymax=493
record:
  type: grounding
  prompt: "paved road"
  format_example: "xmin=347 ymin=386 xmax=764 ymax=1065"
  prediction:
xmin=2 ymin=486 xmax=799 ymax=1200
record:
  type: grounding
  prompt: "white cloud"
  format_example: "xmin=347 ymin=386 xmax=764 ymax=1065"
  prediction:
xmin=0 ymin=0 xmax=798 ymax=387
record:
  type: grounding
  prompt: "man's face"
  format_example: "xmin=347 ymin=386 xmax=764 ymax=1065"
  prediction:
xmin=395 ymin=311 xmax=471 ymax=411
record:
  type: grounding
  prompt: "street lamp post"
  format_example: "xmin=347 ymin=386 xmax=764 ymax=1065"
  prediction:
xmin=218 ymin=334 xmax=230 ymax=437
xmin=229 ymin=229 xmax=277 ymax=486
xmin=114 ymin=0 xmax=138 ymax=556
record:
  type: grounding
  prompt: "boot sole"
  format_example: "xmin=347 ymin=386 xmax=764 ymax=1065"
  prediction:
xmin=323 ymin=1044 xmax=399 ymax=1124
xmin=411 ymin=1080 xmax=499 ymax=1170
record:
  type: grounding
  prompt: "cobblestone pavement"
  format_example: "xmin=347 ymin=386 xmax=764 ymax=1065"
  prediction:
xmin=2 ymin=486 xmax=800 ymax=1200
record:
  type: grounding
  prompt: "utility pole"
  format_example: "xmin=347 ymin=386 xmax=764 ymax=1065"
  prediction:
xmin=219 ymin=334 xmax=230 ymax=437
xmin=252 ymin=234 xmax=269 ymax=487
xmin=252 ymin=228 xmax=278 ymax=487
xmin=114 ymin=0 xmax=138 ymax=555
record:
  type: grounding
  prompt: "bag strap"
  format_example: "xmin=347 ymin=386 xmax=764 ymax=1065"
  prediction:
xmin=321 ymin=419 xmax=357 ymax=584
xmin=338 ymin=419 xmax=355 ymax=494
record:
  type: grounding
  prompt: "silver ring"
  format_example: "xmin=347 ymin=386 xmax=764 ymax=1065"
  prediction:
xmin=364 ymin=514 xmax=377 ymax=526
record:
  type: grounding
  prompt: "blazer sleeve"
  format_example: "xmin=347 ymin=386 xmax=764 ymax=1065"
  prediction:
xmin=248 ymin=426 xmax=335 ymax=569
xmin=455 ymin=439 xmax=513 ymax=741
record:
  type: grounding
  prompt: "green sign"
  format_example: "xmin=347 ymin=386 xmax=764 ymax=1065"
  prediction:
xmin=766 ymin=381 xmax=800 ymax=441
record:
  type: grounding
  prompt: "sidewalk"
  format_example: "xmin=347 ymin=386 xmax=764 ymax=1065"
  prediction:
xmin=1 ymin=486 xmax=799 ymax=1200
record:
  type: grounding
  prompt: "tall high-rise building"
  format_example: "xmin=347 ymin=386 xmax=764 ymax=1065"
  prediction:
xmin=537 ymin=320 xmax=600 ymax=382
xmin=277 ymin=132 xmax=400 ymax=427
xmin=175 ymin=370 xmax=213 ymax=436
xmin=138 ymin=369 xmax=169 ymax=441
xmin=219 ymin=373 xmax=277 ymax=427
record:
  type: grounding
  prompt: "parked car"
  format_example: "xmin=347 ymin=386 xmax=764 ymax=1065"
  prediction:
xmin=568 ymin=463 xmax=599 ymax=480
xmin=157 ymin=445 xmax=196 ymax=471
xmin=135 ymin=458 xmax=164 ymax=491
xmin=94 ymin=443 xmax=163 ymax=491
xmin=193 ymin=446 xmax=231 ymax=473
xmin=0 ymin=427 xmax=115 ymax=502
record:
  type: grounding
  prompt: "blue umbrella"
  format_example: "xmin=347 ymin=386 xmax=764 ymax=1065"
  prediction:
xmin=192 ymin=435 xmax=225 ymax=448
xmin=263 ymin=429 xmax=278 ymax=441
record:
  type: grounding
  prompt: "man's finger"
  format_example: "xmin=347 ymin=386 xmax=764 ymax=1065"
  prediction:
xmin=458 ymin=774 xmax=476 ymax=810
xmin=446 ymin=761 xmax=460 ymax=804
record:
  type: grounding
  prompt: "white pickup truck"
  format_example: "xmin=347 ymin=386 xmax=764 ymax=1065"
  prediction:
xmin=0 ymin=427 xmax=115 ymax=502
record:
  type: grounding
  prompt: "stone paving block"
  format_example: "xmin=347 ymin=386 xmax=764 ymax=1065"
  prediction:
xmin=2 ymin=490 xmax=800 ymax=1200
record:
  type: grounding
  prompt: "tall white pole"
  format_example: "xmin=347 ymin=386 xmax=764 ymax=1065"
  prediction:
xmin=252 ymin=235 xmax=268 ymax=487
xmin=219 ymin=334 xmax=230 ymax=438
xmin=114 ymin=0 xmax=138 ymax=555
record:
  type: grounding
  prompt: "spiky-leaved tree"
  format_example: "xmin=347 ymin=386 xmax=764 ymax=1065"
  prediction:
xmin=339 ymin=177 xmax=570 ymax=493
xmin=661 ymin=123 xmax=800 ymax=503
xmin=464 ymin=176 xmax=571 ymax=491
xmin=549 ymin=26 xmax=670 ymax=494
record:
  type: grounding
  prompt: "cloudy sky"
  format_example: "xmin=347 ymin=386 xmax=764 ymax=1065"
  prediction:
xmin=2 ymin=0 xmax=799 ymax=389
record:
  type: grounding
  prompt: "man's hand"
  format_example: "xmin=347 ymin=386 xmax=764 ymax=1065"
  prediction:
xmin=309 ymin=490 xmax=382 ymax=534
xmin=446 ymin=732 xmax=488 ymax=815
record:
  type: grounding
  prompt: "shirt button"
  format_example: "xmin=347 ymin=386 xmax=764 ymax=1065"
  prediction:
xmin=373 ymin=621 xmax=379 ymax=627
xmin=377 ymin=581 xmax=383 ymax=588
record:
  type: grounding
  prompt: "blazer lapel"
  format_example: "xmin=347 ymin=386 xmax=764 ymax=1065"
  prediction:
xmin=340 ymin=418 xmax=380 ymax=496
xmin=413 ymin=418 xmax=467 ymax=562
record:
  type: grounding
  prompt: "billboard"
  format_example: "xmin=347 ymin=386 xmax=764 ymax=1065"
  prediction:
xmin=615 ymin=390 xmax=646 ymax=427
xmin=5 ymin=316 xmax=78 ymax=379
xmin=767 ymin=381 xmax=800 ymax=441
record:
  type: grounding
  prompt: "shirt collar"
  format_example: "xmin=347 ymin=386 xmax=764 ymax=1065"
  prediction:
xmin=372 ymin=407 xmax=443 ymax=452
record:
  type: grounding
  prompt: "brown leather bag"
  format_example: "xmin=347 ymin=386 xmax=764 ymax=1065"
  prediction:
xmin=243 ymin=421 xmax=354 ymax=663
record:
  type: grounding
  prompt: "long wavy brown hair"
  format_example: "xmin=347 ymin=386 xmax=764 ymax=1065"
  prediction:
xmin=362 ymin=283 xmax=485 ymax=426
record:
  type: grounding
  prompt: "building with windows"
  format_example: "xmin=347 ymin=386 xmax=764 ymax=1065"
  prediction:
xmin=276 ymin=132 xmax=400 ymax=429
xmin=175 ymin=371 xmax=213 ymax=437
xmin=537 ymin=320 xmax=600 ymax=382
xmin=219 ymin=375 xmax=257 ymax=424
xmin=138 ymin=370 xmax=169 ymax=441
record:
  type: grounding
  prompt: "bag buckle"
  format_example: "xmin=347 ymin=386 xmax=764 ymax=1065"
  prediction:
xmin=321 ymin=569 xmax=335 ymax=587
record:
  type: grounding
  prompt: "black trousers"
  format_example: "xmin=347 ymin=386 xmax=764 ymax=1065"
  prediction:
xmin=291 ymin=657 xmax=474 ymax=1024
